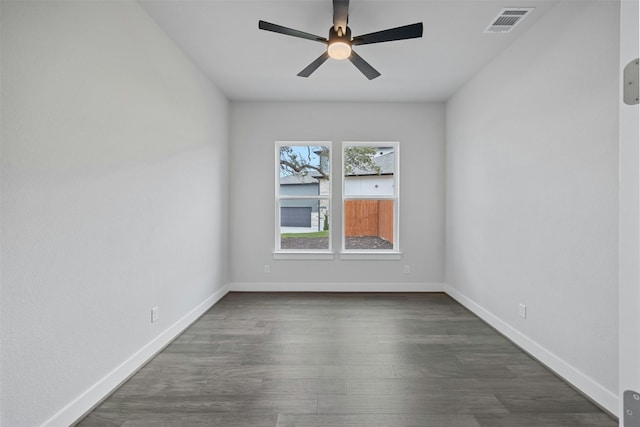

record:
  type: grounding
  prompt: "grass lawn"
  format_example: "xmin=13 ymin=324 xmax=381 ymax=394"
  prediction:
xmin=280 ymin=230 xmax=329 ymax=238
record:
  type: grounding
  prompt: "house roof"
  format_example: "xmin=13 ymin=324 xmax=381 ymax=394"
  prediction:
xmin=280 ymin=174 xmax=320 ymax=185
xmin=347 ymin=152 xmax=394 ymax=177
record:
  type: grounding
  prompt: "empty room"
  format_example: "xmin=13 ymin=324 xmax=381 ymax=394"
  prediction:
xmin=1 ymin=0 xmax=638 ymax=426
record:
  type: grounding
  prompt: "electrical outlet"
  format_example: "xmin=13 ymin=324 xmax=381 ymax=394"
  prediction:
xmin=264 ymin=265 xmax=270 ymax=273
xmin=404 ymin=265 xmax=411 ymax=274
xmin=518 ymin=303 xmax=527 ymax=319
xmin=151 ymin=306 xmax=159 ymax=323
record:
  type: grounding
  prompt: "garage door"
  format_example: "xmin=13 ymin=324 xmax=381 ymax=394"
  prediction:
xmin=281 ymin=207 xmax=312 ymax=227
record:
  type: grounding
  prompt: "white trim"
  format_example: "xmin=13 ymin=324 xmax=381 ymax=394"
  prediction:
xmin=339 ymin=252 xmax=402 ymax=260
xmin=278 ymin=195 xmax=332 ymax=201
xmin=228 ymin=282 xmax=444 ymax=292
xmin=443 ymin=283 xmax=619 ymax=416
xmin=618 ymin=0 xmax=640 ymax=419
xmin=46 ymin=281 xmax=618 ymax=424
xmin=343 ymin=195 xmax=396 ymax=200
xmin=273 ymin=251 xmax=334 ymax=260
xmin=46 ymin=285 xmax=229 ymax=427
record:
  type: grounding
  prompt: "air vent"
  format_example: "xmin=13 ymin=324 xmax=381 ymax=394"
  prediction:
xmin=484 ymin=8 xmax=534 ymax=33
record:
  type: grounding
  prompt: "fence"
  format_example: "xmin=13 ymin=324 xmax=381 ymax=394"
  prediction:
xmin=344 ymin=200 xmax=393 ymax=244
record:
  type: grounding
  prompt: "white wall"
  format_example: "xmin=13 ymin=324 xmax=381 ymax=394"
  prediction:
xmin=0 ymin=2 xmax=229 ymax=426
xmin=229 ymin=102 xmax=445 ymax=288
xmin=445 ymin=0 xmax=620 ymax=414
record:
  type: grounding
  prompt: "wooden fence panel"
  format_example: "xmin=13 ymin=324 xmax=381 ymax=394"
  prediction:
xmin=378 ymin=200 xmax=394 ymax=244
xmin=344 ymin=200 xmax=378 ymax=237
xmin=345 ymin=200 xmax=394 ymax=245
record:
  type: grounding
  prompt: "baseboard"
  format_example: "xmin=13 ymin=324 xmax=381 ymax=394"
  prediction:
xmin=443 ymin=283 xmax=619 ymax=417
xmin=46 ymin=282 xmax=616 ymax=424
xmin=228 ymin=282 xmax=445 ymax=292
xmin=45 ymin=284 xmax=229 ymax=427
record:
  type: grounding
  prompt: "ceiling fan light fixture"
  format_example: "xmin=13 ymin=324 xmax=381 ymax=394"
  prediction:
xmin=327 ymin=41 xmax=352 ymax=60
xmin=258 ymin=1 xmax=423 ymax=79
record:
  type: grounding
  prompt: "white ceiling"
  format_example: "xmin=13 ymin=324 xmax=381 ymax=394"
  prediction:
xmin=139 ymin=0 xmax=560 ymax=102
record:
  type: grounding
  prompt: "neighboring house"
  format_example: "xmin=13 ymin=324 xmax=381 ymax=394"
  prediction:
xmin=279 ymin=173 xmax=319 ymax=199
xmin=344 ymin=150 xmax=394 ymax=196
xmin=279 ymin=147 xmax=331 ymax=228
xmin=279 ymin=173 xmax=321 ymax=227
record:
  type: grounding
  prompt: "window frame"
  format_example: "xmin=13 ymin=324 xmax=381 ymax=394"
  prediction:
xmin=341 ymin=141 xmax=400 ymax=259
xmin=274 ymin=141 xmax=333 ymax=259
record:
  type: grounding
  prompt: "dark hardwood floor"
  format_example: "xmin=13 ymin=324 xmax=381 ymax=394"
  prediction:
xmin=77 ymin=292 xmax=617 ymax=426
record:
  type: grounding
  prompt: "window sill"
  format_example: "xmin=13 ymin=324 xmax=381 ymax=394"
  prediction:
xmin=272 ymin=251 xmax=335 ymax=260
xmin=339 ymin=251 xmax=402 ymax=260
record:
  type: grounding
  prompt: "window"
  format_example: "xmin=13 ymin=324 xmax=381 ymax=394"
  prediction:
xmin=342 ymin=142 xmax=399 ymax=253
xmin=275 ymin=142 xmax=331 ymax=253
xmin=274 ymin=141 xmax=400 ymax=259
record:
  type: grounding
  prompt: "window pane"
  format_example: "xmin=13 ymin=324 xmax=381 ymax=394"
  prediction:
xmin=279 ymin=145 xmax=330 ymax=188
xmin=280 ymin=200 xmax=330 ymax=250
xmin=344 ymin=146 xmax=394 ymax=196
xmin=344 ymin=199 xmax=394 ymax=250
xmin=277 ymin=144 xmax=331 ymax=252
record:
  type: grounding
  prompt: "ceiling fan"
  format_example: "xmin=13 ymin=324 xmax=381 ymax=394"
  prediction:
xmin=258 ymin=0 xmax=423 ymax=80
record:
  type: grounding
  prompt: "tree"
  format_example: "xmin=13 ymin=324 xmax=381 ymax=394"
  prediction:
xmin=343 ymin=146 xmax=381 ymax=175
xmin=279 ymin=145 xmax=380 ymax=179
xmin=280 ymin=146 xmax=330 ymax=179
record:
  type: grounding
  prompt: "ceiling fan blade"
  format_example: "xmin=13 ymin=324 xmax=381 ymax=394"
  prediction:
xmin=349 ymin=50 xmax=381 ymax=80
xmin=297 ymin=52 xmax=330 ymax=77
xmin=259 ymin=20 xmax=328 ymax=43
xmin=352 ymin=22 xmax=423 ymax=46
xmin=333 ymin=0 xmax=349 ymax=33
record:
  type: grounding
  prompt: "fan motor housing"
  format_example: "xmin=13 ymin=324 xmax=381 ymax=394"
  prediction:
xmin=329 ymin=26 xmax=352 ymax=44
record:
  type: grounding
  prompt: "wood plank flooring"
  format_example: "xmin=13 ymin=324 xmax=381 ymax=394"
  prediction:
xmin=76 ymin=292 xmax=617 ymax=426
